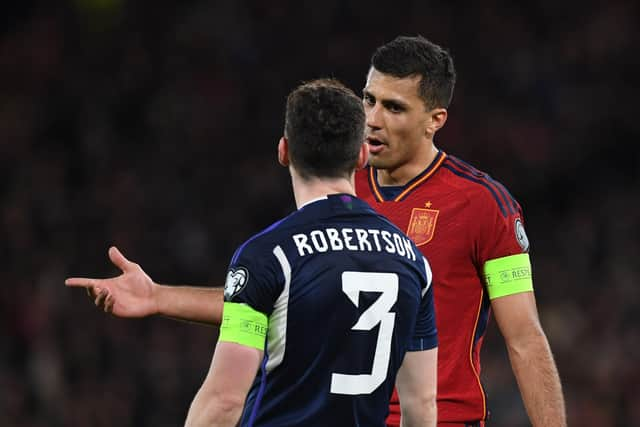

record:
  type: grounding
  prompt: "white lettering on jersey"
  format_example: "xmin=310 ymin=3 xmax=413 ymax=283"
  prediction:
xmin=381 ymin=231 xmax=395 ymax=253
xmin=326 ymin=228 xmax=344 ymax=251
xmin=341 ymin=228 xmax=358 ymax=250
xmin=355 ymin=228 xmax=373 ymax=251
xmin=310 ymin=230 xmax=329 ymax=252
xmin=292 ymin=234 xmax=313 ymax=256
xmin=291 ymin=228 xmax=416 ymax=262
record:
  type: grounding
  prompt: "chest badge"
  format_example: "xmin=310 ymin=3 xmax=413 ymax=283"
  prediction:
xmin=406 ymin=207 xmax=439 ymax=246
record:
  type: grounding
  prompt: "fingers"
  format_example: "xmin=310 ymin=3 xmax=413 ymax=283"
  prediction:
xmin=95 ymin=288 xmax=108 ymax=308
xmin=108 ymin=246 xmax=135 ymax=273
xmin=65 ymin=277 xmax=98 ymax=288
xmin=104 ymin=293 xmax=115 ymax=313
xmin=93 ymin=288 xmax=115 ymax=314
xmin=66 ymin=278 xmax=115 ymax=315
xmin=86 ymin=286 xmax=97 ymax=299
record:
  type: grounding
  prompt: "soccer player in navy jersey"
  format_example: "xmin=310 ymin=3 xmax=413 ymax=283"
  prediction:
xmin=69 ymin=79 xmax=438 ymax=426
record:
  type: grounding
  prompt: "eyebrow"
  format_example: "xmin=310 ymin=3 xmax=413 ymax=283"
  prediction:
xmin=363 ymin=89 xmax=409 ymax=108
xmin=382 ymin=99 xmax=408 ymax=110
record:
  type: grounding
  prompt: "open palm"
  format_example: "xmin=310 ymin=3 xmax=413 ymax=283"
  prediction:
xmin=65 ymin=246 xmax=158 ymax=318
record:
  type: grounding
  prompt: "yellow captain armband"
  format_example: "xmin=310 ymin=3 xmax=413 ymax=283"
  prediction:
xmin=218 ymin=302 xmax=268 ymax=350
xmin=483 ymin=253 xmax=534 ymax=300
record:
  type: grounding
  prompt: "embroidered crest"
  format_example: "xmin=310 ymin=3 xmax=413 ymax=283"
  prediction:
xmin=224 ymin=267 xmax=249 ymax=300
xmin=515 ymin=218 xmax=530 ymax=252
xmin=406 ymin=208 xmax=439 ymax=246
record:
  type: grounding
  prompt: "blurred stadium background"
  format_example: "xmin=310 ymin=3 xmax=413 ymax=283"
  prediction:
xmin=1 ymin=0 xmax=638 ymax=425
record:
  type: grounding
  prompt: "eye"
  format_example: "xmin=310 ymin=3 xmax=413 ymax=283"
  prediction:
xmin=387 ymin=103 xmax=404 ymax=113
xmin=363 ymin=93 xmax=375 ymax=106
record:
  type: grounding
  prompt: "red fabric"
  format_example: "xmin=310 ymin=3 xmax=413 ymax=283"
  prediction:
xmin=386 ymin=388 xmax=401 ymax=426
xmin=357 ymin=154 xmax=525 ymax=424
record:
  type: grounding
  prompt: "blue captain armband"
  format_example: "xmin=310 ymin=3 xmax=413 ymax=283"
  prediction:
xmin=483 ymin=253 xmax=534 ymax=300
xmin=218 ymin=302 xmax=268 ymax=350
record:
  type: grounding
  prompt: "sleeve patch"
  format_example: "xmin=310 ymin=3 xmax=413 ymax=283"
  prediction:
xmin=224 ymin=267 xmax=249 ymax=300
xmin=483 ymin=253 xmax=533 ymax=300
xmin=514 ymin=218 xmax=530 ymax=252
xmin=218 ymin=302 xmax=268 ymax=350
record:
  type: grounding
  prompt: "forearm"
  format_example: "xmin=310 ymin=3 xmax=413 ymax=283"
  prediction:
xmin=396 ymin=348 xmax=437 ymax=427
xmin=155 ymin=284 xmax=224 ymax=325
xmin=400 ymin=397 xmax=436 ymax=427
xmin=507 ymin=330 xmax=566 ymax=427
xmin=184 ymin=387 xmax=243 ymax=427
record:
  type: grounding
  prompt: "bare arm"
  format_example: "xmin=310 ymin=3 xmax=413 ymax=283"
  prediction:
xmin=65 ymin=246 xmax=225 ymax=325
xmin=395 ymin=347 xmax=437 ymax=427
xmin=492 ymin=292 xmax=566 ymax=427
xmin=185 ymin=342 xmax=263 ymax=427
xmin=155 ymin=284 xmax=224 ymax=325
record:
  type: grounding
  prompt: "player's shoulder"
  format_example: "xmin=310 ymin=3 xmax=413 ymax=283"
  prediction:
xmin=232 ymin=198 xmax=344 ymax=258
xmin=231 ymin=215 xmax=293 ymax=260
xmin=441 ymin=153 xmax=521 ymax=218
xmin=375 ymin=210 xmax=410 ymax=235
xmin=374 ymin=212 xmax=428 ymax=267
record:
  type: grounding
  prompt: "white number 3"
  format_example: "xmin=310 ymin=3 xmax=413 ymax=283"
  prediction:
xmin=330 ymin=271 xmax=399 ymax=395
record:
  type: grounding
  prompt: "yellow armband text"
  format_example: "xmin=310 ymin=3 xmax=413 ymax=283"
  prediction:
xmin=218 ymin=302 xmax=268 ymax=350
xmin=483 ymin=253 xmax=533 ymax=300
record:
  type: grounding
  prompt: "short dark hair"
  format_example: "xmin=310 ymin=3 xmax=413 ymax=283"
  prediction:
xmin=371 ymin=35 xmax=456 ymax=109
xmin=284 ymin=78 xmax=365 ymax=180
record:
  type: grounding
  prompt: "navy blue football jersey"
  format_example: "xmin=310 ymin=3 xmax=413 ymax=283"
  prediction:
xmin=223 ymin=194 xmax=437 ymax=427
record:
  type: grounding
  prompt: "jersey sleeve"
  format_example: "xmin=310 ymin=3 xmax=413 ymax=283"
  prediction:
xmin=473 ymin=183 xmax=534 ymax=299
xmin=408 ymin=257 xmax=438 ymax=351
xmin=223 ymin=241 xmax=284 ymax=314
xmin=219 ymin=239 xmax=285 ymax=350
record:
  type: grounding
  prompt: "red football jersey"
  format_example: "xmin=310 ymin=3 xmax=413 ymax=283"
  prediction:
xmin=355 ymin=151 xmax=529 ymax=425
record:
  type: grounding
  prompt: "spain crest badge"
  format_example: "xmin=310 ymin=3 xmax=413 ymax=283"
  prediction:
xmin=406 ymin=208 xmax=439 ymax=246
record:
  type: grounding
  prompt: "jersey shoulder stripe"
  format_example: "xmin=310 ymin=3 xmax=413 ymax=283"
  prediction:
xmin=230 ymin=208 xmax=304 ymax=264
xmin=231 ymin=217 xmax=287 ymax=264
xmin=442 ymin=163 xmax=507 ymax=217
xmin=443 ymin=157 xmax=516 ymax=218
xmin=446 ymin=155 xmax=519 ymax=215
xmin=492 ymin=179 xmax=520 ymax=215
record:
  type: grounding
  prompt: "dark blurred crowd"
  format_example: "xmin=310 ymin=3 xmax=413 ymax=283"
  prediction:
xmin=1 ymin=1 xmax=638 ymax=426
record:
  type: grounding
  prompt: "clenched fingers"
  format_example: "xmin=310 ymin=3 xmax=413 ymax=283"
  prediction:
xmin=104 ymin=293 xmax=115 ymax=313
xmin=94 ymin=288 xmax=108 ymax=308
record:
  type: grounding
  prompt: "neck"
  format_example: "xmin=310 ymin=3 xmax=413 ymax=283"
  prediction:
xmin=290 ymin=170 xmax=356 ymax=209
xmin=377 ymin=143 xmax=439 ymax=186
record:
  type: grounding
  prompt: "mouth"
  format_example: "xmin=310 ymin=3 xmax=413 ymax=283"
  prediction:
xmin=366 ymin=136 xmax=386 ymax=154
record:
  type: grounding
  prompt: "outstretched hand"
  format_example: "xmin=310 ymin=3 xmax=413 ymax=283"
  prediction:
xmin=65 ymin=246 xmax=159 ymax=318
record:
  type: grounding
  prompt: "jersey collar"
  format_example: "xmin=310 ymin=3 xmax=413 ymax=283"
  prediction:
xmin=369 ymin=151 xmax=447 ymax=202
xmin=298 ymin=195 xmax=328 ymax=210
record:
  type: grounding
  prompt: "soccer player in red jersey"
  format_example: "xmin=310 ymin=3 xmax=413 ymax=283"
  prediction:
xmin=66 ymin=36 xmax=566 ymax=426
xmin=357 ymin=36 xmax=566 ymax=426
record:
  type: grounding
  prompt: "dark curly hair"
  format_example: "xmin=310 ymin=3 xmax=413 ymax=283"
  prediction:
xmin=371 ymin=35 xmax=456 ymax=109
xmin=284 ymin=78 xmax=365 ymax=180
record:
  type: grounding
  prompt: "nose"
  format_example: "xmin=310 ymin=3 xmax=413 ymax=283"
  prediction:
xmin=365 ymin=103 xmax=382 ymax=130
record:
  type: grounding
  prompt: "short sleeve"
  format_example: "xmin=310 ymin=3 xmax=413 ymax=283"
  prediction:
xmin=474 ymin=185 xmax=530 ymax=266
xmin=408 ymin=256 xmax=437 ymax=351
xmin=472 ymin=183 xmax=535 ymax=297
xmin=408 ymin=285 xmax=437 ymax=351
xmin=223 ymin=240 xmax=284 ymax=316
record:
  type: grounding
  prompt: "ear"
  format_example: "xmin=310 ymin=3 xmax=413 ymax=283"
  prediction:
xmin=426 ymin=108 xmax=448 ymax=135
xmin=278 ymin=137 xmax=289 ymax=167
xmin=357 ymin=142 xmax=369 ymax=169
